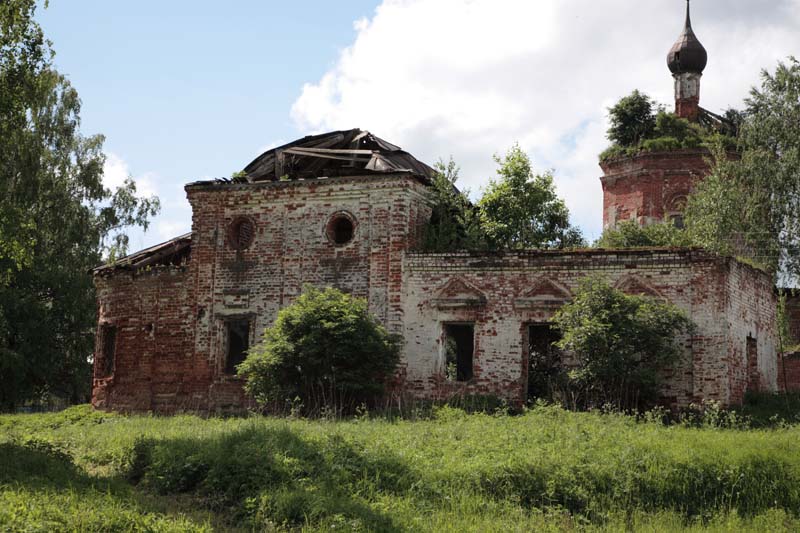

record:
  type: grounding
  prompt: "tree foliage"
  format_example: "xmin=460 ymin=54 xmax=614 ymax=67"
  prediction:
xmin=421 ymin=158 xmax=482 ymax=252
xmin=477 ymin=144 xmax=584 ymax=250
xmin=552 ymin=277 xmax=694 ymax=410
xmin=238 ymin=286 xmax=401 ymax=414
xmin=606 ymin=90 xmax=659 ymax=147
xmin=685 ymin=58 xmax=800 ymax=281
xmin=601 ymin=90 xmax=735 ymax=161
xmin=0 ymin=0 xmax=159 ymax=410
xmin=595 ymin=220 xmax=694 ymax=249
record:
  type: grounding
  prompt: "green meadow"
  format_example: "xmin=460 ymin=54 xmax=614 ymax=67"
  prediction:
xmin=1 ymin=402 xmax=799 ymax=532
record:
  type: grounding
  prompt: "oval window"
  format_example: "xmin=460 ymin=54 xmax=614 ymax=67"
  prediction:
xmin=227 ymin=216 xmax=255 ymax=250
xmin=326 ymin=213 xmax=355 ymax=245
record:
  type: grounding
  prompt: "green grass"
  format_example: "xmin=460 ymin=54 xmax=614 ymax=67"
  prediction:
xmin=2 ymin=404 xmax=800 ymax=532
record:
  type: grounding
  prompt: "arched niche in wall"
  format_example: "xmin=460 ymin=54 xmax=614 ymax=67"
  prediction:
xmin=666 ymin=194 xmax=688 ymax=229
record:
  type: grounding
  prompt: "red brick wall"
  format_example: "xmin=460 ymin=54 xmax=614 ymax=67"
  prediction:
xmin=779 ymin=355 xmax=800 ymax=392
xmin=600 ymin=149 xmax=710 ymax=229
xmin=92 ymin=268 xmax=208 ymax=412
xmin=724 ymin=261 xmax=779 ymax=403
xmin=93 ymin=170 xmax=780 ymax=412
xmin=93 ymin=174 xmax=431 ymax=413
xmin=778 ymin=293 xmax=800 ymax=392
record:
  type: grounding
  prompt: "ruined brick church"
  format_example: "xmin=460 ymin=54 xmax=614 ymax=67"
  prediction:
xmin=92 ymin=4 xmax=798 ymax=412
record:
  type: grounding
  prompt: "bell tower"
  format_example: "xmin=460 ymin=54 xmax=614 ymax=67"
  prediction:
xmin=599 ymin=1 xmax=711 ymax=229
xmin=667 ymin=0 xmax=708 ymax=122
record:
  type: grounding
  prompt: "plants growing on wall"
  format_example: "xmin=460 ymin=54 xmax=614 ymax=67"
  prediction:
xmin=594 ymin=220 xmax=694 ymax=249
xmin=600 ymin=90 xmax=736 ymax=162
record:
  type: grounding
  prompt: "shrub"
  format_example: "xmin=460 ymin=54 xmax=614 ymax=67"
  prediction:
xmin=552 ymin=277 xmax=694 ymax=410
xmin=238 ymin=286 xmax=400 ymax=414
xmin=595 ymin=220 xmax=694 ymax=248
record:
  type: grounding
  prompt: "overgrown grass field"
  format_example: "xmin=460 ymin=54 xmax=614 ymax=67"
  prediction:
xmin=2 ymin=403 xmax=800 ymax=531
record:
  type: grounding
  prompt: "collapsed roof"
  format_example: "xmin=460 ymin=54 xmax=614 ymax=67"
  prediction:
xmin=240 ymin=129 xmax=436 ymax=183
xmin=93 ymin=233 xmax=191 ymax=275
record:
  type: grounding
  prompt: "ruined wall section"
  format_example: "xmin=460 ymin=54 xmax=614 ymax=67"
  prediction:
xmin=185 ymin=175 xmax=430 ymax=409
xmin=777 ymin=293 xmax=800 ymax=392
xmin=92 ymin=268 xmax=202 ymax=412
xmin=600 ymin=149 xmax=709 ymax=229
xmin=403 ymin=250 xmax=700 ymax=406
xmin=724 ymin=261 xmax=779 ymax=403
xmin=402 ymin=250 xmax=777 ymax=407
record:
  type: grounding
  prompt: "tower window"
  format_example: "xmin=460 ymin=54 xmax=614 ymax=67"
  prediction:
xmin=326 ymin=212 xmax=356 ymax=245
xmin=443 ymin=324 xmax=474 ymax=382
xmin=225 ymin=319 xmax=251 ymax=374
xmin=100 ymin=324 xmax=117 ymax=377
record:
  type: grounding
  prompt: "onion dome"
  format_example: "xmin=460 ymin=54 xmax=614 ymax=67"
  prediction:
xmin=667 ymin=0 xmax=707 ymax=75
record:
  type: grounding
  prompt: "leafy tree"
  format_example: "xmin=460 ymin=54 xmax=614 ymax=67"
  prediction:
xmin=238 ymin=286 xmax=401 ymax=414
xmin=606 ymin=90 xmax=659 ymax=147
xmin=595 ymin=220 xmax=694 ymax=249
xmin=0 ymin=0 xmax=159 ymax=410
xmin=477 ymin=144 xmax=585 ymax=249
xmin=686 ymin=58 xmax=800 ymax=280
xmin=552 ymin=277 xmax=693 ymax=410
xmin=421 ymin=158 xmax=483 ymax=252
xmin=601 ymin=92 xmax=736 ymax=161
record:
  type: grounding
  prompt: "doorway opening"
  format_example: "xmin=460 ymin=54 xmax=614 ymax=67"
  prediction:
xmin=527 ymin=323 xmax=562 ymax=401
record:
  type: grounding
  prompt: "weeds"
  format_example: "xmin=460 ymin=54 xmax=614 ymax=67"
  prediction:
xmin=1 ymin=403 xmax=800 ymax=531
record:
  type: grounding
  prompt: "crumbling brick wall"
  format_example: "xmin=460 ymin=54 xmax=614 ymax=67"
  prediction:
xmin=93 ymin=267 xmax=205 ymax=412
xmin=93 ymin=170 xmax=779 ymax=413
xmin=401 ymin=249 xmax=777 ymax=407
xmin=600 ymin=149 xmax=710 ymax=229
xmin=93 ymin=174 xmax=431 ymax=413
xmin=724 ymin=260 xmax=779 ymax=402
xmin=778 ymin=293 xmax=800 ymax=392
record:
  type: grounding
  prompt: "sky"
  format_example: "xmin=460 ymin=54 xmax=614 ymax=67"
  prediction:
xmin=38 ymin=0 xmax=800 ymax=251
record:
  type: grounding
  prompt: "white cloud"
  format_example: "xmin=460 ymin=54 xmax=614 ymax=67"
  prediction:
xmin=101 ymin=153 xmax=130 ymax=191
xmin=102 ymin=152 xmax=191 ymax=251
xmin=103 ymin=152 xmax=158 ymax=198
xmin=292 ymin=0 xmax=800 ymax=239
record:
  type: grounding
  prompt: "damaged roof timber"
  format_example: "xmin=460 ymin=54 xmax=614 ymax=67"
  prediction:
xmin=239 ymin=129 xmax=436 ymax=183
xmin=93 ymin=233 xmax=191 ymax=275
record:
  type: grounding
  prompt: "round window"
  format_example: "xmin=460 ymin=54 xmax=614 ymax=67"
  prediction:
xmin=326 ymin=213 xmax=355 ymax=245
xmin=227 ymin=216 xmax=255 ymax=250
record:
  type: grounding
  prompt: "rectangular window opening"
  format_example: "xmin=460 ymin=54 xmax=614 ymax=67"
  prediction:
xmin=100 ymin=325 xmax=117 ymax=377
xmin=225 ymin=319 xmax=251 ymax=375
xmin=444 ymin=324 xmax=474 ymax=382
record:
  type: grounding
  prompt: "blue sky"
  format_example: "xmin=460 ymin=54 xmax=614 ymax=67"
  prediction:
xmin=40 ymin=0 xmax=380 ymax=176
xmin=37 ymin=0 xmax=800 ymax=252
xmin=39 ymin=0 xmax=382 ymax=250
